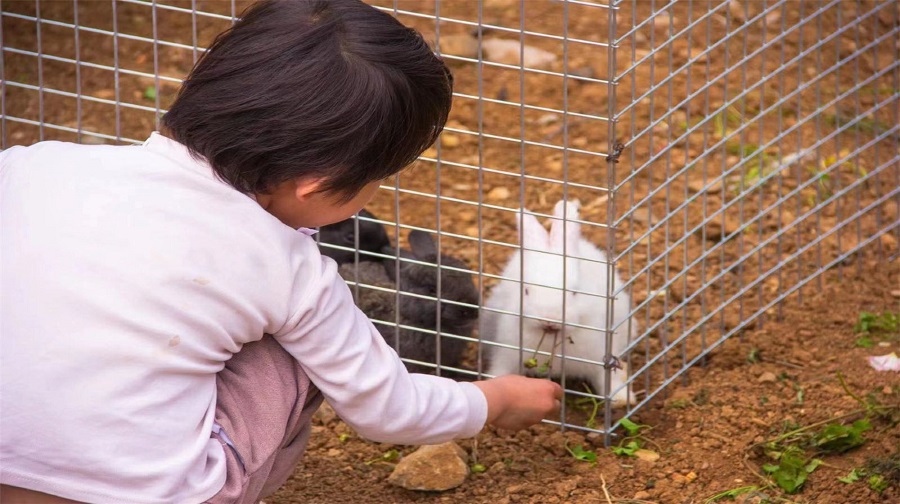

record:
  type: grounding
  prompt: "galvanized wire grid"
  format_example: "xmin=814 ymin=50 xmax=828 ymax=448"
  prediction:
xmin=2 ymin=0 xmax=898 ymax=443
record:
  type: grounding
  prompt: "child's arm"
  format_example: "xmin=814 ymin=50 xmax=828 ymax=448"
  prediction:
xmin=274 ymin=239 xmax=560 ymax=444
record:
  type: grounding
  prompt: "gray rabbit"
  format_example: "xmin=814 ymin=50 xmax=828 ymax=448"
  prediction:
xmin=339 ymin=230 xmax=480 ymax=380
xmin=318 ymin=209 xmax=390 ymax=265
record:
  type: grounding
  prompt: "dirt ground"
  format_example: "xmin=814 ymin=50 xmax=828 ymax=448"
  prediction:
xmin=277 ymin=256 xmax=899 ymax=504
xmin=3 ymin=0 xmax=899 ymax=502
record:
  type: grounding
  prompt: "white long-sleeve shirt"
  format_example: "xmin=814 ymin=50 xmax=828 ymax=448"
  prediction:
xmin=0 ymin=133 xmax=487 ymax=503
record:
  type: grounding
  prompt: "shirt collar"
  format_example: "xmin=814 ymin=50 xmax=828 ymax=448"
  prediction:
xmin=142 ymin=132 xmax=319 ymax=237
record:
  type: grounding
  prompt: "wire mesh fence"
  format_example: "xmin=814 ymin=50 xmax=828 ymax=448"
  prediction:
xmin=2 ymin=0 xmax=898 ymax=443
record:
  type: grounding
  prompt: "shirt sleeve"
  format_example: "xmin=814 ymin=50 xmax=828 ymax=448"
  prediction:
xmin=270 ymin=241 xmax=488 ymax=445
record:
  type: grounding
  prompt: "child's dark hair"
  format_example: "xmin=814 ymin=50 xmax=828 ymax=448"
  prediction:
xmin=161 ymin=0 xmax=453 ymax=201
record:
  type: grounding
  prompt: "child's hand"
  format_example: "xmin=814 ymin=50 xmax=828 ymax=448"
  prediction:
xmin=473 ymin=375 xmax=564 ymax=431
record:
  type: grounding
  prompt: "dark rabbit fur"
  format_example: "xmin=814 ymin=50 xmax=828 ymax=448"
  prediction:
xmin=318 ymin=209 xmax=390 ymax=265
xmin=339 ymin=230 xmax=480 ymax=380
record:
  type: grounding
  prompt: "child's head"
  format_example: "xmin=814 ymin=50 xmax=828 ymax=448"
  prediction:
xmin=162 ymin=0 xmax=452 ymax=221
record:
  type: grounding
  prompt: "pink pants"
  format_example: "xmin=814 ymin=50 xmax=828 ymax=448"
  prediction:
xmin=206 ymin=335 xmax=323 ymax=504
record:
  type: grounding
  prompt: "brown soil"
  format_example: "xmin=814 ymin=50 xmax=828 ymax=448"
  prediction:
xmin=3 ymin=1 xmax=899 ymax=502
xmin=279 ymin=258 xmax=899 ymax=504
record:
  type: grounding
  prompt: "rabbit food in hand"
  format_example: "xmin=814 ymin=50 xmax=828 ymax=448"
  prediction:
xmin=481 ymin=199 xmax=635 ymax=406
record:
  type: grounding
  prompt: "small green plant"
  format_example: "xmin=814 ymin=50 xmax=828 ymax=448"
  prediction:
xmin=747 ymin=348 xmax=761 ymax=364
xmin=746 ymin=374 xmax=900 ymax=498
xmin=813 ymin=419 xmax=871 ymax=453
xmin=669 ymin=398 xmax=691 ymax=409
xmin=143 ymin=85 xmax=157 ymax=101
xmin=838 ymin=468 xmax=863 ymax=484
xmin=610 ymin=418 xmax=659 ymax=460
xmin=610 ymin=441 xmax=640 ymax=457
xmin=868 ymin=474 xmax=889 ymax=493
xmin=705 ymin=485 xmax=762 ymax=503
xmin=364 ymin=449 xmax=400 ymax=465
xmin=338 ymin=433 xmax=351 ymax=443
xmin=470 ymin=463 xmax=487 ymax=474
xmin=853 ymin=311 xmax=899 ymax=348
xmin=855 ymin=311 xmax=899 ymax=333
xmin=565 ymin=442 xmax=597 ymax=464
xmin=761 ymin=446 xmax=822 ymax=494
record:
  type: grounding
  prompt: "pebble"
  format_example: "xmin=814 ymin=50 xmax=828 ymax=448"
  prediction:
xmin=891 ymin=289 xmax=900 ymax=298
xmin=437 ymin=34 xmax=479 ymax=59
xmin=481 ymin=38 xmax=557 ymax=69
xmin=634 ymin=449 xmax=660 ymax=463
xmin=757 ymin=371 xmax=777 ymax=383
xmin=441 ymin=134 xmax=461 ymax=148
xmin=326 ymin=448 xmax=342 ymax=457
xmin=634 ymin=490 xmax=651 ymax=499
xmin=487 ymin=186 xmax=512 ymax=201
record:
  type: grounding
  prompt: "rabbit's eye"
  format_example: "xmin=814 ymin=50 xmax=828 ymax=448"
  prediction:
xmin=343 ymin=231 xmax=355 ymax=243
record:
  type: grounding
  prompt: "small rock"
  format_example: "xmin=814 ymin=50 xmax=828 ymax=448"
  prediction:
xmin=487 ymin=186 xmax=511 ymax=201
xmin=687 ymin=178 xmax=724 ymax=194
xmin=883 ymin=386 xmax=893 ymax=395
xmin=441 ymin=134 xmax=461 ymax=148
xmin=507 ymin=483 xmax=529 ymax=494
xmin=634 ymin=449 xmax=660 ymax=463
xmin=326 ymin=448 xmax=342 ymax=457
xmin=652 ymin=13 xmax=674 ymax=30
xmin=632 ymin=207 xmax=658 ymax=225
xmin=891 ymin=289 xmax=900 ymax=298
xmin=700 ymin=217 xmax=742 ymax=242
xmin=482 ymin=38 xmax=557 ymax=69
xmin=388 ymin=442 xmax=469 ymax=492
xmin=437 ymin=34 xmax=480 ymax=59
xmin=685 ymin=471 xmax=698 ymax=483
xmin=634 ymin=490 xmax=651 ymax=500
xmin=758 ymin=371 xmax=777 ymax=383
xmin=81 ymin=135 xmax=109 ymax=145
xmin=489 ymin=461 xmax=507 ymax=473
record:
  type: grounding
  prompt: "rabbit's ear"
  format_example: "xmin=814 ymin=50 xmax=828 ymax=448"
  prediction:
xmin=408 ymin=230 xmax=437 ymax=259
xmin=517 ymin=209 xmax=549 ymax=251
xmin=549 ymin=199 xmax=582 ymax=252
xmin=381 ymin=245 xmax=400 ymax=278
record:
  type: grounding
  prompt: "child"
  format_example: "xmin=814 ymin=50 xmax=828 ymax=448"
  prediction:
xmin=0 ymin=1 xmax=562 ymax=503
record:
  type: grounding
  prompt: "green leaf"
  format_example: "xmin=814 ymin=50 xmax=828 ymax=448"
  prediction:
xmin=523 ymin=358 xmax=538 ymax=369
xmin=471 ymin=463 xmax=487 ymax=473
xmin=143 ymin=85 xmax=157 ymax=100
xmin=813 ymin=419 xmax=871 ymax=453
xmin=338 ymin=433 xmax=351 ymax=443
xmin=619 ymin=418 xmax=643 ymax=437
xmin=565 ymin=442 xmax=598 ymax=463
xmin=855 ymin=335 xmax=875 ymax=348
xmin=838 ymin=468 xmax=862 ymax=484
xmin=611 ymin=440 xmax=641 ymax=457
xmin=868 ymin=475 xmax=888 ymax=493
xmin=766 ymin=447 xmax=818 ymax=494
xmin=705 ymin=485 xmax=760 ymax=503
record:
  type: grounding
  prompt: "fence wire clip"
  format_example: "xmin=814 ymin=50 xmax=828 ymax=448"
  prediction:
xmin=605 ymin=141 xmax=625 ymax=164
xmin=602 ymin=355 xmax=623 ymax=371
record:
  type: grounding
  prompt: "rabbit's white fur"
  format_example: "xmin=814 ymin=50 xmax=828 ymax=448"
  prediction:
xmin=482 ymin=199 xmax=635 ymax=406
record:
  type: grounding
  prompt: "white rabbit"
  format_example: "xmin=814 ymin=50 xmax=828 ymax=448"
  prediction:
xmin=482 ymin=199 xmax=635 ymax=406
